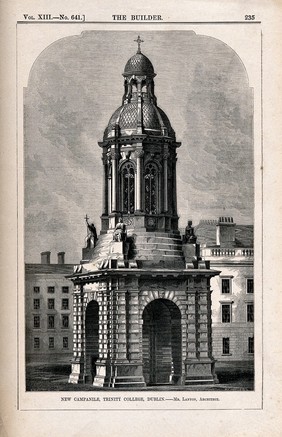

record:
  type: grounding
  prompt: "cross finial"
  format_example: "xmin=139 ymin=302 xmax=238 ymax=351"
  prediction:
xmin=134 ymin=35 xmax=144 ymax=53
xmin=84 ymin=214 xmax=89 ymax=222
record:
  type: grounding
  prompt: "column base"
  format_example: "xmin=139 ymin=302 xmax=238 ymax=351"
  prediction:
xmin=184 ymin=359 xmax=218 ymax=385
xmin=68 ymin=360 xmax=85 ymax=384
xmin=93 ymin=361 xmax=146 ymax=388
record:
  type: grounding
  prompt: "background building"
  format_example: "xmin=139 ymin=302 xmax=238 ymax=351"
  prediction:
xmin=25 ymin=251 xmax=74 ymax=364
xmin=195 ymin=217 xmax=254 ymax=370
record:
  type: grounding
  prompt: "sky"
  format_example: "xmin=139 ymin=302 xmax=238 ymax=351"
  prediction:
xmin=24 ymin=30 xmax=254 ymax=263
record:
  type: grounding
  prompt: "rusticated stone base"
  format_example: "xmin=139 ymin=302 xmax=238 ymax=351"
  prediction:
xmin=184 ymin=359 xmax=218 ymax=385
xmin=93 ymin=361 xmax=146 ymax=388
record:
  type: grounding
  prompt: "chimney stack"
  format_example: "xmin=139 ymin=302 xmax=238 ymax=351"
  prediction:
xmin=57 ymin=252 xmax=65 ymax=264
xmin=216 ymin=217 xmax=236 ymax=247
xmin=41 ymin=251 xmax=51 ymax=264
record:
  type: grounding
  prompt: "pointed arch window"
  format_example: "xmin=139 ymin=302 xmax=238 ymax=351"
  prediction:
xmin=121 ymin=162 xmax=135 ymax=214
xmin=145 ymin=162 xmax=158 ymax=214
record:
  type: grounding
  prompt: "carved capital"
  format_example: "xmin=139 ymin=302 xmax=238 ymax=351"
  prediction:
xmin=101 ymin=154 xmax=108 ymax=165
xmin=135 ymin=148 xmax=144 ymax=158
xmin=106 ymin=152 xmax=112 ymax=165
xmin=136 ymin=75 xmax=146 ymax=83
xmin=110 ymin=149 xmax=119 ymax=160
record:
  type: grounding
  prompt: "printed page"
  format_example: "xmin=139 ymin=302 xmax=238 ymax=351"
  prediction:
xmin=0 ymin=0 xmax=281 ymax=436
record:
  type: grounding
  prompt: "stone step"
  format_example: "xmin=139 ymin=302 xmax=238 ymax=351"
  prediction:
xmin=132 ymin=249 xmax=184 ymax=256
xmin=129 ymin=233 xmax=182 ymax=240
xmin=136 ymin=254 xmax=184 ymax=260
xmin=131 ymin=243 xmax=182 ymax=250
xmin=106 ymin=230 xmax=181 ymax=239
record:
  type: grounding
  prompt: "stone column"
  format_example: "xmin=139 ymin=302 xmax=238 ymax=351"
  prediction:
xmin=172 ymin=154 xmax=178 ymax=214
xmin=135 ymin=146 xmax=144 ymax=212
xmin=94 ymin=278 xmax=145 ymax=387
xmin=186 ymin=287 xmax=197 ymax=361
xmin=163 ymin=147 xmax=169 ymax=212
xmin=101 ymin=153 xmax=108 ymax=216
xmin=111 ymin=149 xmax=119 ymax=212
xmin=127 ymin=290 xmax=141 ymax=361
xmin=184 ymin=275 xmax=218 ymax=385
xmin=93 ymin=280 xmax=111 ymax=387
xmin=115 ymin=288 xmax=128 ymax=361
xmin=69 ymin=285 xmax=85 ymax=383
xmin=136 ymin=78 xmax=143 ymax=135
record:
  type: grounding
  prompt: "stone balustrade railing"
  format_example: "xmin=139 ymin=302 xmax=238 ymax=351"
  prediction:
xmin=201 ymin=247 xmax=254 ymax=257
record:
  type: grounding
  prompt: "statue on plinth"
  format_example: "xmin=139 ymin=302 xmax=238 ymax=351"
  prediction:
xmin=85 ymin=215 xmax=98 ymax=248
xmin=113 ymin=218 xmax=127 ymax=242
xmin=183 ymin=220 xmax=197 ymax=244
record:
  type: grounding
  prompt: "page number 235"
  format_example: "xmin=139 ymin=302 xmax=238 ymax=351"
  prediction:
xmin=245 ymin=15 xmax=255 ymax=20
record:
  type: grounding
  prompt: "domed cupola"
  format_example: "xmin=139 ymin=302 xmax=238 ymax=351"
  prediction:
xmin=123 ymin=52 xmax=155 ymax=77
xmin=104 ymin=36 xmax=175 ymax=140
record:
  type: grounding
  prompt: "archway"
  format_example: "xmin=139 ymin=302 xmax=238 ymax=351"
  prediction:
xmin=142 ymin=299 xmax=182 ymax=385
xmin=85 ymin=300 xmax=99 ymax=383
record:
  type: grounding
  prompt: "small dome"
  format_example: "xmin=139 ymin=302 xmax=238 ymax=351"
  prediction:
xmin=123 ymin=53 xmax=155 ymax=77
xmin=104 ymin=102 xmax=174 ymax=139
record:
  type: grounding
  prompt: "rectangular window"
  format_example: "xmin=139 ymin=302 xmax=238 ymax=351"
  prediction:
xmin=33 ymin=286 xmax=40 ymax=293
xmin=247 ymin=278 xmax=254 ymax=294
xmin=222 ymin=337 xmax=230 ymax=355
xmin=33 ymin=315 xmax=40 ymax=328
xmin=222 ymin=304 xmax=231 ymax=323
xmin=33 ymin=299 xmax=40 ymax=310
xmin=33 ymin=337 xmax=40 ymax=349
xmin=63 ymin=337 xmax=69 ymax=349
xmin=48 ymin=298 xmax=55 ymax=310
xmin=247 ymin=304 xmax=254 ymax=322
xmin=48 ymin=315 xmax=55 ymax=329
xmin=221 ymin=278 xmax=231 ymax=294
xmin=49 ymin=337 xmax=54 ymax=349
xmin=62 ymin=286 xmax=69 ymax=293
xmin=62 ymin=315 xmax=69 ymax=329
xmin=248 ymin=337 xmax=254 ymax=354
xmin=62 ymin=298 xmax=69 ymax=310
xmin=48 ymin=286 xmax=55 ymax=293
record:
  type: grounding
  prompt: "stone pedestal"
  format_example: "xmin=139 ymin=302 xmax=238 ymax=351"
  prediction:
xmin=184 ymin=359 xmax=218 ymax=384
xmin=68 ymin=360 xmax=85 ymax=384
xmin=93 ymin=361 xmax=145 ymax=387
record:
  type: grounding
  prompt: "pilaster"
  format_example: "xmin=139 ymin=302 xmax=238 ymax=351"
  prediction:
xmin=69 ymin=285 xmax=85 ymax=383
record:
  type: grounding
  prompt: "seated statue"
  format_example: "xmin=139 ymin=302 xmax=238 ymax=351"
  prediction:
xmin=113 ymin=218 xmax=127 ymax=242
xmin=183 ymin=220 xmax=197 ymax=244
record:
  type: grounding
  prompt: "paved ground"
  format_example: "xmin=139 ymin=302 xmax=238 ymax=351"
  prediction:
xmin=26 ymin=364 xmax=254 ymax=391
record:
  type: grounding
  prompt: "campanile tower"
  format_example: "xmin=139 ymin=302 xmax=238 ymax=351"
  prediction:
xmin=99 ymin=35 xmax=179 ymax=236
xmin=69 ymin=38 xmax=219 ymax=387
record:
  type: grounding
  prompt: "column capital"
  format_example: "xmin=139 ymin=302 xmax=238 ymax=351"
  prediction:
xmin=110 ymin=149 xmax=120 ymax=160
xmin=135 ymin=148 xmax=144 ymax=158
xmin=101 ymin=154 xmax=108 ymax=165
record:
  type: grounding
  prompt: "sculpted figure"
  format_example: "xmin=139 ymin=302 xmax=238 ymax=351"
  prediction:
xmin=85 ymin=216 xmax=98 ymax=248
xmin=183 ymin=220 xmax=197 ymax=244
xmin=113 ymin=218 xmax=127 ymax=242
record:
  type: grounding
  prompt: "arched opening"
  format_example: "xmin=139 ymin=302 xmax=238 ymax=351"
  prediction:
xmin=142 ymin=299 xmax=182 ymax=385
xmin=120 ymin=161 xmax=135 ymax=214
xmin=85 ymin=300 xmax=99 ymax=383
xmin=144 ymin=162 xmax=159 ymax=214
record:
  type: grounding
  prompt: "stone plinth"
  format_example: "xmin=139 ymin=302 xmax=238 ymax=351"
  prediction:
xmin=93 ymin=361 xmax=145 ymax=388
xmin=184 ymin=359 xmax=218 ymax=384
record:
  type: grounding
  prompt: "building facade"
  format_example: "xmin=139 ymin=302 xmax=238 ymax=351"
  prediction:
xmin=196 ymin=218 xmax=254 ymax=369
xmin=25 ymin=251 xmax=74 ymax=364
xmin=68 ymin=41 xmax=220 ymax=387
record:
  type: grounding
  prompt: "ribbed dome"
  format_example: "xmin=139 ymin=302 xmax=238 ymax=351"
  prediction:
xmin=104 ymin=101 xmax=175 ymax=139
xmin=123 ymin=53 xmax=155 ymax=77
